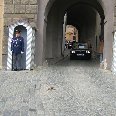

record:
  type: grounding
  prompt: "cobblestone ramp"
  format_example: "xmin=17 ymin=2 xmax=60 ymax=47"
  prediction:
xmin=0 ymin=59 xmax=116 ymax=116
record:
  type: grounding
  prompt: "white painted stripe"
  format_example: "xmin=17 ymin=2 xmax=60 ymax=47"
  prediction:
xmin=27 ymin=29 xmax=32 ymax=34
xmin=10 ymin=25 xmax=15 ymax=31
xmin=112 ymin=32 xmax=116 ymax=74
xmin=27 ymin=35 xmax=32 ymax=40
xmin=23 ymin=23 xmax=29 ymax=28
xmin=7 ymin=62 xmax=12 ymax=67
xmin=27 ymin=39 xmax=32 ymax=44
xmin=9 ymin=29 xmax=14 ymax=35
xmin=27 ymin=35 xmax=32 ymax=39
xmin=7 ymin=26 xmax=14 ymax=70
xmin=26 ymin=47 xmax=31 ymax=51
xmin=26 ymin=60 xmax=31 ymax=66
xmin=26 ymin=65 xmax=30 ymax=69
xmin=27 ymin=26 xmax=32 ymax=31
xmin=26 ymin=55 xmax=31 ymax=61
xmin=7 ymin=60 xmax=12 ymax=65
xmin=26 ymin=53 xmax=31 ymax=58
xmin=8 ymin=55 xmax=12 ymax=60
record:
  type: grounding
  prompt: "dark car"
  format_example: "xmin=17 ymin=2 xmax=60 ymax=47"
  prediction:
xmin=70 ymin=42 xmax=91 ymax=60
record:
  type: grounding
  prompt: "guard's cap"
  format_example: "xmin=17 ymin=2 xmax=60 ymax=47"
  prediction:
xmin=15 ymin=30 xmax=21 ymax=33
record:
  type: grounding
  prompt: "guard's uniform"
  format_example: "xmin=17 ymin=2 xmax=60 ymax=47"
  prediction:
xmin=11 ymin=35 xmax=24 ymax=70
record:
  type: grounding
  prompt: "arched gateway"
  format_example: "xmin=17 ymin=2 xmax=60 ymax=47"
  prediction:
xmin=36 ymin=0 xmax=115 ymax=72
xmin=1 ymin=0 xmax=116 ymax=72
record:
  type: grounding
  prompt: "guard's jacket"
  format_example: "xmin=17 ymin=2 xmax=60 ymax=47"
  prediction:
xmin=11 ymin=36 xmax=24 ymax=54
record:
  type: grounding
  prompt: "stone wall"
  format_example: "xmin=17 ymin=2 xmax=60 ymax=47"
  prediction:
xmin=0 ymin=0 xmax=4 ymax=69
xmin=3 ymin=0 xmax=38 ymax=69
xmin=114 ymin=1 xmax=116 ymax=28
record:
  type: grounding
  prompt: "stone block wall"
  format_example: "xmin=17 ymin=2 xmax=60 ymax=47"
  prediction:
xmin=0 ymin=0 xmax=4 ymax=69
xmin=114 ymin=2 xmax=116 ymax=27
xmin=3 ymin=0 xmax=38 ymax=69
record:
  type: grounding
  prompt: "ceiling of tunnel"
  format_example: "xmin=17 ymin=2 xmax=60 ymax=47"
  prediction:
xmin=67 ymin=4 xmax=97 ymax=29
xmin=46 ymin=0 xmax=104 ymax=41
xmin=46 ymin=0 xmax=104 ymax=20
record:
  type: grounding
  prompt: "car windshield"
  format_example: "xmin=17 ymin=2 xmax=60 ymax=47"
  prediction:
xmin=73 ymin=43 xmax=88 ymax=49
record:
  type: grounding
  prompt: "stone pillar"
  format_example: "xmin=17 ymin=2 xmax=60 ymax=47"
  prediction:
xmin=0 ymin=0 xmax=4 ymax=69
xmin=36 ymin=0 xmax=46 ymax=65
xmin=103 ymin=0 xmax=114 ymax=70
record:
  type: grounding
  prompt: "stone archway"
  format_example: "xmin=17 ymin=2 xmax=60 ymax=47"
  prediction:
xmin=37 ymin=0 xmax=115 ymax=70
xmin=45 ymin=0 xmax=105 ymax=59
xmin=7 ymin=20 xmax=35 ymax=70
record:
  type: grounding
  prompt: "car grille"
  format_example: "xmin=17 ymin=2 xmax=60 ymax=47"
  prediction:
xmin=75 ymin=50 xmax=86 ymax=53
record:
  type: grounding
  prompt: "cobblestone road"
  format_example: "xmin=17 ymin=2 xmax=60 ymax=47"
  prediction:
xmin=0 ymin=57 xmax=116 ymax=116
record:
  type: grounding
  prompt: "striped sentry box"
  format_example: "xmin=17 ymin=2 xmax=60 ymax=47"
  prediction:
xmin=112 ymin=32 xmax=116 ymax=74
xmin=7 ymin=20 xmax=35 ymax=70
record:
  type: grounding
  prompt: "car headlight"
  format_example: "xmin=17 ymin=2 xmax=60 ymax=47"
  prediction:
xmin=72 ymin=51 xmax=75 ymax=53
xmin=86 ymin=50 xmax=90 ymax=53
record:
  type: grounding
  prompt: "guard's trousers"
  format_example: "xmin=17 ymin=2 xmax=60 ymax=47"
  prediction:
xmin=12 ymin=53 xmax=22 ymax=70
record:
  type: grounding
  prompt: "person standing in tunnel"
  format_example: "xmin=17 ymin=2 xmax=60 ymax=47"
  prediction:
xmin=98 ymin=38 xmax=104 ymax=63
xmin=87 ymin=40 xmax=92 ymax=50
xmin=11 ymin=30 xmax=24 ymax=71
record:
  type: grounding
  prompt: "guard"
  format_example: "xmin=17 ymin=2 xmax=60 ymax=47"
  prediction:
xmin=11 ymin=30 xmax=24 ymax=71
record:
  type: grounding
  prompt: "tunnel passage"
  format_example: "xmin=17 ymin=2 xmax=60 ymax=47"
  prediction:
xmin=67 ymin=5 xmax=98 ymax=42
xmin=66 ymin=4 xmax=102 ymax=55
xmin=45 ymin=0 xmax=105 ymax=63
